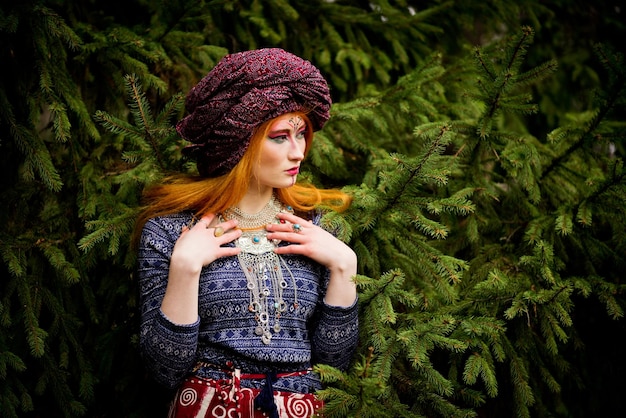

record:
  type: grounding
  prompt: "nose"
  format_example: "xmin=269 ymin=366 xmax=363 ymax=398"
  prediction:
xmin=288 ymin=139 xmax=305 ymax=161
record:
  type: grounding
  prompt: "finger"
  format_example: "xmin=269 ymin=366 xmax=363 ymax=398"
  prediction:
xmin=266 ymin=230 xmax=305 ymax=244
xmin=219 ymin=218 xmax=239 ymax=232
xmin=273 ymin=243 xmax=307 ymax=256
xmin=268 ymin=222 xmax=304 ymax=234
xmin=266 ymin=219 xmax=307 ymax=233
xmin=195 ymin=215 xmax=238 ymax=235
xmin=275 ymin=211 xmax=305 ymax=224
xmin=197 ymin=214 xmax=217 ymax=228
xmin=217 ymin=227 xmax=242 ymax=243
xmin=216 ymin=246 xmax=242 ymax=258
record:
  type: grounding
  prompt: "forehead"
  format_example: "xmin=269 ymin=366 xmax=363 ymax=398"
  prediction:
xmin=269 ymin=113 xmax=305 ymax=130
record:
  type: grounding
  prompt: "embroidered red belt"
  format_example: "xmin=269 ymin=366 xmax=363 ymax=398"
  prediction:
xmin=170 ymin=361 xmax=322 ymax=418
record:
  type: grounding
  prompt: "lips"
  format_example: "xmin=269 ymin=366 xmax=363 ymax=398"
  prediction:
xmin=286 ymin=167 xmax=299 ymax=175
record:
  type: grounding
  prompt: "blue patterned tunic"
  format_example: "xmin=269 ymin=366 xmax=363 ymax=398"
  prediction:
xmin=138 ymin=212 xmax=359 ymax=393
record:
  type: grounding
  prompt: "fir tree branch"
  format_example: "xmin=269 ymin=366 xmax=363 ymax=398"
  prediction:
xmin=541 ymin=52 xmax=625 ymax=180
xmin=573 ymin=160 xmax=626 ymax=221
xmin=388 ymin=124 xmax=452 ymax=208
xmin=474 ymin=26 xmax=536 ymax=139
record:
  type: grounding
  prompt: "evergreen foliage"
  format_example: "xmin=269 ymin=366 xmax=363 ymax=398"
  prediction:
xmin=1 ymin=1 xmax=624 ymax=417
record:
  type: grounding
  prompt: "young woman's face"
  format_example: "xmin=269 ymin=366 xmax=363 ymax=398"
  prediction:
xmin=252 ymin=113 xmax=307 ymax=191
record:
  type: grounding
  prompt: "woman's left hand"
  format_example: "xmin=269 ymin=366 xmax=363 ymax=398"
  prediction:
xmin=266 ymin=212 xmax=357 ymax=307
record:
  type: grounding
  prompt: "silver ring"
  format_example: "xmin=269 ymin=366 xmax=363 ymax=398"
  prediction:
xmin=292 ymin=223 xmax=302 ymax=233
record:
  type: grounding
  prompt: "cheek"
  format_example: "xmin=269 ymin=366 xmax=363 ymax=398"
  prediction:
xmin=258 ymin=143 xmax=280 ymax=168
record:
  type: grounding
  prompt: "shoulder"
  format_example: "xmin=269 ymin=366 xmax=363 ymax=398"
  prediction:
xmin=140 ymin=212 xmax=193 ymax=248
xmin=294 ymin=209 xmax=323 ymax=226
xmin=143 ymin=212 xmax=192 ymax=232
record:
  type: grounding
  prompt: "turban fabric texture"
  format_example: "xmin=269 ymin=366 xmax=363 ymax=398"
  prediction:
xmin=176 ymin=48 xmax=332 ymax=177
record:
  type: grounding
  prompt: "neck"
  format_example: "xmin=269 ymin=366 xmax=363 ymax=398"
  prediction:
xmin=224 ymin=190 xmax=282 ymax=231
xmin=236 ymin=186 xmax=275 ymax=214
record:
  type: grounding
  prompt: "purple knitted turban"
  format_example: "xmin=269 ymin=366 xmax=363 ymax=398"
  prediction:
xmin=176 ymin=48 xmax=332 ymax=177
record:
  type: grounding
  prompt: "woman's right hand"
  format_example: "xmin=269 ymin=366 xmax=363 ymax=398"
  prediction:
xmin=172 ymin=214 xmax=241 ymax=274
xmin=161 ymin=214 xmax=241 ymax=324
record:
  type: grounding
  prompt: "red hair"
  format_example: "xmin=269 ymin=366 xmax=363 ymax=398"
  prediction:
xmin=133 ymin=112 xmax=351 ymax=244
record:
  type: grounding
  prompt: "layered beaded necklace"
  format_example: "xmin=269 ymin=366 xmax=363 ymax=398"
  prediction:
xmin=221 ymin=194 xmax=298 ymax=345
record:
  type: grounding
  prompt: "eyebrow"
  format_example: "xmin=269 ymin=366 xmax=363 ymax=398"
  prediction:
xmin=268 ymin=126 xmax=307 ymax=135
xmin=268 ymin=128 xmax=290 ymax=136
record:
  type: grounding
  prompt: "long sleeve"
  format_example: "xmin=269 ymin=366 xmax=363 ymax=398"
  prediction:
xmin=308 ymin=211 xmax=359 ymax=370
xmin=138 ymin=214 xmax=199 ymax=389
xmin=310 ymin=297 xmax=359 ymax=370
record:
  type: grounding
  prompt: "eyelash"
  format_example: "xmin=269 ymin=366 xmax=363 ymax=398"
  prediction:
xmin=268 ymin=131 xmax=306 ymax=142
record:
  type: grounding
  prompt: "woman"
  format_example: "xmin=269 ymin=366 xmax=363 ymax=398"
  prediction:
xmin=137 ymin=48 xmax=359 ymax=418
